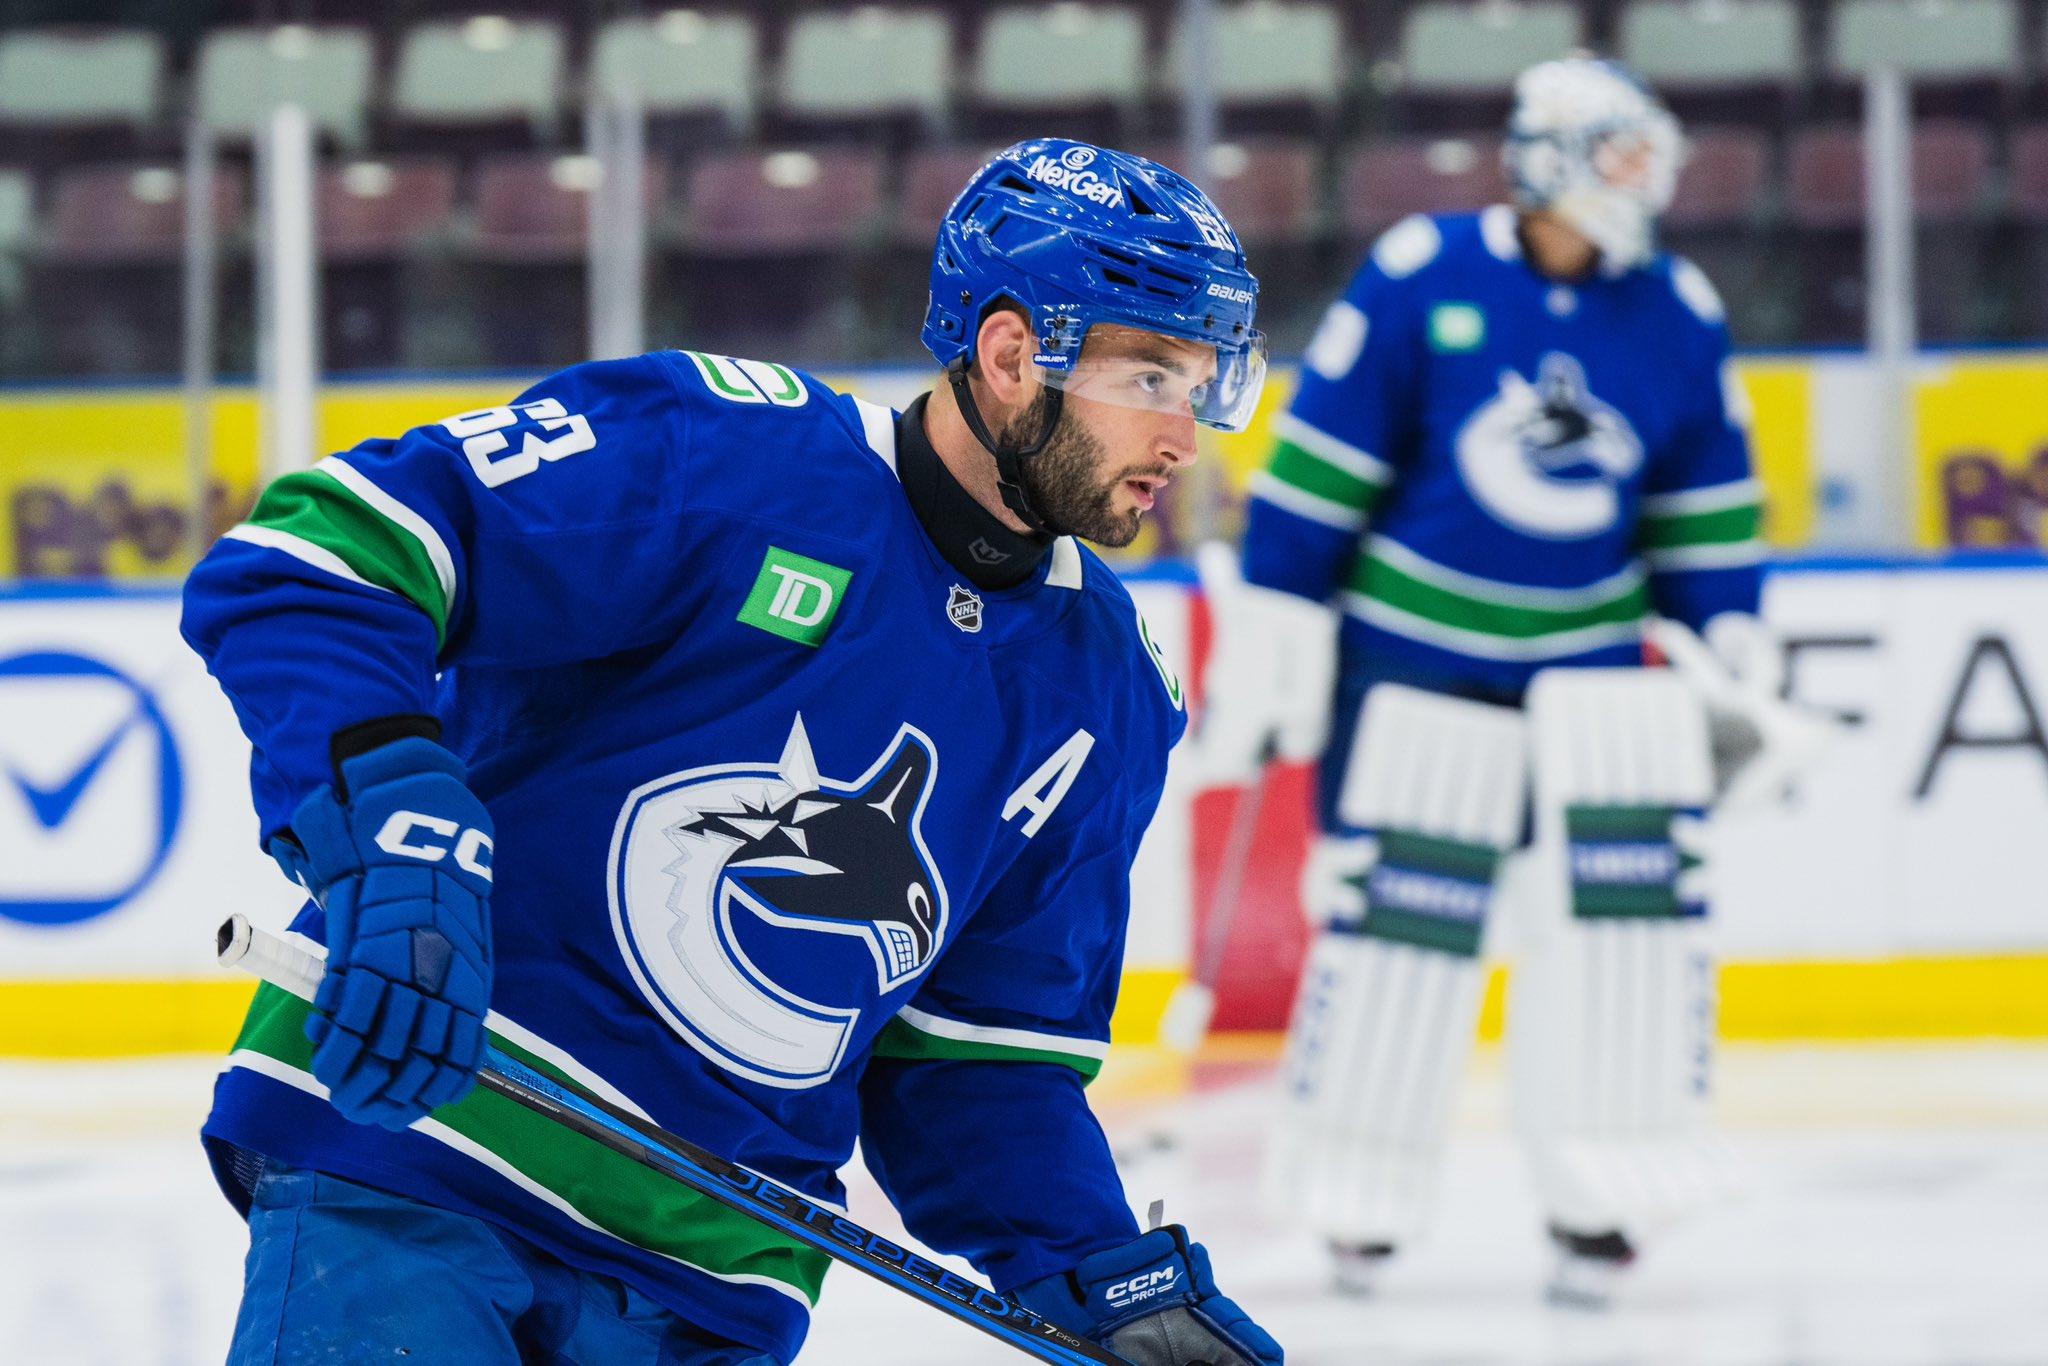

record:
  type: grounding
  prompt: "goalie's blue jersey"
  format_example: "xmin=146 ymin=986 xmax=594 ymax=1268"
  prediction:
xmin=182 ymin=351 xmax=1186 ymax=1361
xmin=1243 ymin=206 xmax=1763 ymax=693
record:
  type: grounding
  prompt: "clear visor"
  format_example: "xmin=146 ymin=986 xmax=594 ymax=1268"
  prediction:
xmin=1034 ymin=324 xmax=1269 ymax=433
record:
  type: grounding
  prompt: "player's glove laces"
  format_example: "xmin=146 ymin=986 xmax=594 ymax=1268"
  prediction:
xmin=273 ymin=735 xmax=494 ymax=1131
xmin=1014 ymin=1225 xmax=1283 ymax=1366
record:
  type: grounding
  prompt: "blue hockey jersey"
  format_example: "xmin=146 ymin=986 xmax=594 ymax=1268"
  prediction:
xmin=182 ymin=351 xmax=1187 ymax=1361
xmin=1242 ymin=206 xmax=1763 ymax=693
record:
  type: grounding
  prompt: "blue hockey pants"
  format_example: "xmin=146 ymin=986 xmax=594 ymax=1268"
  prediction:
xmin=227 ymin=1164 xmax=778 ymax=1365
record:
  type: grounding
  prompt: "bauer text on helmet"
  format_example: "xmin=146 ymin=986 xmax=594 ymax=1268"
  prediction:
xmin=924 ymin=138 xmax=1268 ymax=433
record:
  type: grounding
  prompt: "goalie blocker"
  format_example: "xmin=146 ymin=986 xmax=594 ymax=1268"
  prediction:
xmin=1266 ymin=668 xmax=1739 ymax=1284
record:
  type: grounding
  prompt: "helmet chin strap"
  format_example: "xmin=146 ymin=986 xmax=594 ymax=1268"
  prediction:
xmin=946 ymin=358 xmax=1065 ymax=536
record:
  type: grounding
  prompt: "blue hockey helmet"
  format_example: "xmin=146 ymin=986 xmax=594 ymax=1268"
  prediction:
xmin=923 ymin=139 xmax=1267 ymax=435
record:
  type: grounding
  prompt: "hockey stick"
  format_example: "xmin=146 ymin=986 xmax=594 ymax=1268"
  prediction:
xmin=1159 ymin=748 xmax=1272 ymax=1054
xmin=215 ymin=915 xmax=1128 ymax=1366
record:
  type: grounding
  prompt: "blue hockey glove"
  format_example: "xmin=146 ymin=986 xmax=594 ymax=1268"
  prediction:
xmin=1014 ymin=1225 xmax=1283 ymax=1366
xmin=274 ymin=733 xmax=494 ymax=1131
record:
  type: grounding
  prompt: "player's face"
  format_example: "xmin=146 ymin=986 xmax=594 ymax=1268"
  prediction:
xmin=1594 ymin=132 xmax=1659 ymax=196
xmin=1010 ymin=328 xmax=1208 ymax=547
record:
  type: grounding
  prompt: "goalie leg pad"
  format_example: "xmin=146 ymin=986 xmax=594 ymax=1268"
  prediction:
xmin=1510 ymin=667 xmax=1737 ymax=1242
xmin=1266 ymin=684 xmax=1527 ymax=1247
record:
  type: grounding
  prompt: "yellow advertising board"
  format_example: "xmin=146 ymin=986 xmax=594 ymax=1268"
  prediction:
xmin=1913 ymin=353 xmax=2048 ymax=549
xmin=1 ymin=379 xmax=520 ymax=580
xmin=2 ymin=351 xmax=2040 ymax=578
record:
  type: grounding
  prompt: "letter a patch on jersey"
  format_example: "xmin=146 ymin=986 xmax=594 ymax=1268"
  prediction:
xmin=740 ymin=547 xmax=851 ymax=646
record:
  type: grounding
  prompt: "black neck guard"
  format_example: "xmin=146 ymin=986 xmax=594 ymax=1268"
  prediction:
xmin=896 ymin=393 xmax=1053 ymax=591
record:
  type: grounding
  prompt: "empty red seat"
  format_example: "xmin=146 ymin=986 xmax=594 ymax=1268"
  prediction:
xmin=2012 ymin=125 xmax=2048 ymax=225
xmin=1785 ymin=126 xmax=1862 ymax=229
xmin=320 ymin=158 xmax=458 ymax=262
xmin=1343 ymin=136 xmax=1504 ymax=238
xmin=895 ymin=145 xmax=1004 ymax=247
xmin=1139 ymin=139 xmax=1322 ymax=246
xmin=41 ymin=162 xmax=246 ymax=264
xmin=470 ymin=152 xmax=669 ymax=263
xmin=1664 ymin=127 xmax=1769 ymax=229
xmin=682 ymin=148 xmax=884 ymax=256
xmin=1787 ymin=122 xmax=1993 ymax=230
xmin=1912 ymin=121 xmax=1994 ymax=222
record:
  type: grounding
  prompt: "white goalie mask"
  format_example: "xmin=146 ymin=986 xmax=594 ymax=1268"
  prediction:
xmin=1503 ymin=57 xmax=1682 ymax=273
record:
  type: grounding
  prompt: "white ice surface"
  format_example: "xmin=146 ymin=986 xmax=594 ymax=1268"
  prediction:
xmin=4 ymin=1044 xmax=2047 ymax=1365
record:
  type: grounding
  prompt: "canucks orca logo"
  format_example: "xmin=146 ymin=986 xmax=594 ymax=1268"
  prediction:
xmin=1454 ymin=352 xmax=1644 ymax=539
xmin=608 ymin=716 xmax=947 ymax=1088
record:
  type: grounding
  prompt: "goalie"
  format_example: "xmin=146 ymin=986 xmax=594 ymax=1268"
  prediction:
xmin=1203 ymin=58 xmax=1824 ymax=1303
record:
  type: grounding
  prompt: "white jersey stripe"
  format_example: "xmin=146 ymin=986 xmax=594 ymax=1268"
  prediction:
xmin=1640 ymin=478 xmax=1763 ymax=517
xmin=1046 ymin=537 xmax=1085 ymax=589
xmin=894 ymin=1004 xmax=1111 ymax=1062
xmin=1642 ymin=539 xmax=1767 ymax=571
xmin=1251 ymin=471 xmax=1369 ymax=531
xmin=850 ymin=397 xmax=898 ymax=477
xmin=1367 ymin=534 xmax=1646 ymax=611
xmin=221 ymin=1050 xmax=813 ymax=1304
xmin=222 ymin=525 xmax=393 ymax=595
xmin=1274 ymin=411 xmax=1394 ymax=485
xmin=1342 ymin=592 xmax=1643 ymax=661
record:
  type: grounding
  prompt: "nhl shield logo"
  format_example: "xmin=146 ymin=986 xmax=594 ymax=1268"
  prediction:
xmin=946 ymin=584 xmax=983 ymax=633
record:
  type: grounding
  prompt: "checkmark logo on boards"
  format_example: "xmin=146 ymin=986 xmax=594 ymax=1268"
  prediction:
xmin=0 ymin=648 xmax=185 ymax=928
xmin=4 ymin=697 xmax=146 ymax=830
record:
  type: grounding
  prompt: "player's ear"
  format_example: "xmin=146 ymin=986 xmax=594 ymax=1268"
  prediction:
xmin=972 ymin=306 xmax=1033 ymax=409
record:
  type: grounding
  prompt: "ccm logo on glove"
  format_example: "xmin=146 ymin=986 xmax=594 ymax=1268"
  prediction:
xmin=373 ymin=811 xmax=494 ymax=880
xmin=1105 ymin=1269 xmax=1179 ymax=1305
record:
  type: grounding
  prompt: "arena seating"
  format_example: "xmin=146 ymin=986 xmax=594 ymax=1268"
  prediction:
xmin=194 ymin=25 xmax=375 ymax=145
xmin=0 ymin=0 xmax=2044 ymax=375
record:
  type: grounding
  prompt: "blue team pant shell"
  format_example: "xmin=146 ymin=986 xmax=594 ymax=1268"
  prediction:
xmin=228 ymin=1164 xmax=779 ymax=1365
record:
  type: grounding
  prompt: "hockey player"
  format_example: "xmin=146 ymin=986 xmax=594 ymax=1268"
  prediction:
xmin=1204 ymin=59 xmax=1789 ymax=1301
xmin=184 ymin=139 xmax=1283 ymax=1365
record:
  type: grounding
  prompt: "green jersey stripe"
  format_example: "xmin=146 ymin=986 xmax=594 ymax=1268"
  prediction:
xmin=1250 ymin=470 xmax=1369 ymax=531
xmin=1638 ymin=500 xmax=1761 ymax=549
xmin=893 ymin=1004 xmax=1110 ymax=1061
xmin=243 ymin=467 xmax=452 ymax=646
xmin=222 ymin=525 xmax=393 ymax=596
xmin=1367 ymin=535 xmax=1646 ymax=612
xmin=229 ymin=984 xmax=831 ymax=1303
xmin=1266 ymin=439 xmax=1385 ymax=511
xmin=317 ymin=457 xmax=458 ymax=614
xmin=869 ymin=1019 xmax=1105 ymax=1080
xmin=1348 ymin=547 xmax=1648 ymax=642
xmin=1343 ymin=592 xmax=1644 ymax=661
xmin=1273 ymin=411 xmax=1393 ymax=485
xmin=870 ymin=1005 xmax=1108 ymax=1080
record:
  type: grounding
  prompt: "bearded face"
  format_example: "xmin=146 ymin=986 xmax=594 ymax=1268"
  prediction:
xmin=1003 ymin=390 xmax=1156 ymax=548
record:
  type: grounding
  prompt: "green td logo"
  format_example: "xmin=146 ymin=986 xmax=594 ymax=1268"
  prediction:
xmin=1428 ymin=303 xmax=1486 ymax=353
xmin=739 ymin=547 xmax=851 ymax=647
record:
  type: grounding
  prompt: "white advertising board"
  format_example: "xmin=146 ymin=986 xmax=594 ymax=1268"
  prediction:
xmin=0 ymin=584 xmax=1199 ymax=983
xmin=7 ymin=564 xmax=2048 ymax=986
xmin=0 ymin=590 xmax=302 ymax=977
xmin=1718 ymin=562 xmax=2048 ymax=957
